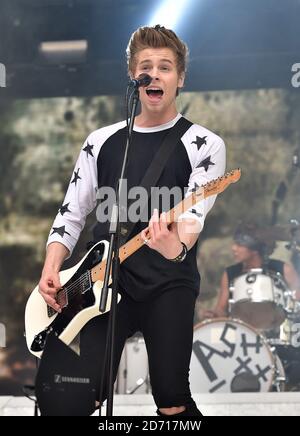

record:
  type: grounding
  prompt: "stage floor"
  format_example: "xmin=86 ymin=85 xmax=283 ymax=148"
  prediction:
xmin=1 ymin=392 xmax=300 ymax=416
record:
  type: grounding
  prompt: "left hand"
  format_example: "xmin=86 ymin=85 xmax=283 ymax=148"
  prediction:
xmin=141 ymin=209 xmax=183 ymax=260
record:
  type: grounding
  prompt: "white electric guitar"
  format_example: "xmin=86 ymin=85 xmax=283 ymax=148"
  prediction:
xmin=25 ymin=169 xmax=241 ymax=357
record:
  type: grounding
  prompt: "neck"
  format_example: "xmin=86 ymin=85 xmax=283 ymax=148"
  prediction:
xmin=135 ymin=107 xmax=178 ymax=128
xmin=243 ymin=254 xmax=264 ymax=270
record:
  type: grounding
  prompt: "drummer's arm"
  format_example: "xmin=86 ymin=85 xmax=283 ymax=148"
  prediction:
xmin=214 ymin=272 xmax=230 ymax=317
xmin=283 ymin=263 xmax=300 ymax=300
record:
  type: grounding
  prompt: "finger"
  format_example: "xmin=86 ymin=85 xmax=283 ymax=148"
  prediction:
xmin=160 ymin=212 xmax=169 ymax=235
xmin=52 ymin=274 xmax=62 ymax=290
xmin=141 ymin=228 xmax=149 ymax=240
xmin=149 ymin=209 xmax=160 ymax=240
xmin=141 ymin=229 xmax=151 ymax=247
xmin=47 ymin=289 xmax=59 ymax=299
xmin=42 ymin=283 xmax=58 ymax=298
xmin=169 ymin=222 xmax=179 ymax=235
xmin=40 ymin=276 xmax=58 ymax=294
xmin=41 ymin=293 xmax=62 ymax=313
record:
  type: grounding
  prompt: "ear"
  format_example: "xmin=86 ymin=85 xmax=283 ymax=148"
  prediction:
xmin=178 ymin=73 xmax=185 ymax=89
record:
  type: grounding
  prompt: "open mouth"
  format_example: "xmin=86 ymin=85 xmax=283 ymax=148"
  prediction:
xmin=146 ymin=89 xmax=164 ymax=98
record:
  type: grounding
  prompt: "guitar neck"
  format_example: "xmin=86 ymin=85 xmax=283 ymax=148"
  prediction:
xmin=90 ymin=169 xmax=241 ymax=283
xmin=90 ymin=198 xmax=191 ymax=283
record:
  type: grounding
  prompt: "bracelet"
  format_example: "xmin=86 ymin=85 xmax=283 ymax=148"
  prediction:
xmin=169 ymin=242 xmax=188 ymax=263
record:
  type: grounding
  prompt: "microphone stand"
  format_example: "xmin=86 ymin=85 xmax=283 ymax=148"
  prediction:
xmin=98 ymin=85 xmax=140 ymax=417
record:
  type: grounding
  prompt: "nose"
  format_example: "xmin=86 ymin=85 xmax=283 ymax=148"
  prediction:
xmin=232 ymin=243 xmax=238 ymax=253
xmin=151 ymin=67 xmax=161 ymax=81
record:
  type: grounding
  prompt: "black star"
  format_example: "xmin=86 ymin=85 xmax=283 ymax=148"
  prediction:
xmin=191 ymin=182 xmax=200 ymax=193
xmin=71 ymin=168 xmax=82 ymax=186
xmin=59 ymin=203 xmax=71 ymax=216
xmin=197 ymin=156 xmax=215 ymax=172
xmin=191 ymin=209 xmax=203 ymax=218
xmin=83 ymin=142 xmax=94 ymax=158
xmin=51 ymin=225 xmax=71 ymax=238
xmin=192 ymin=136 xmax=207 ymax=150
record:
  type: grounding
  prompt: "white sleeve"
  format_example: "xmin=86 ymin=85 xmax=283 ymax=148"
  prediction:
xmin=46 ymin=135 xmax=98 ymax=257
xmin=179 ymin=126 xmax=226 ymax=231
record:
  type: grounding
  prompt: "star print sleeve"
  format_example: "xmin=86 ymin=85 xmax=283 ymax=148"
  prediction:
xmin=179 ymin=129 xmax=226 ymax=232
xmin=46 ymin=136 xmax=98 ymax=256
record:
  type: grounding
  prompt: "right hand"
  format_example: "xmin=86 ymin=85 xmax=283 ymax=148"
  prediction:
xmin=38 ymin=269 xmax=62 ymax=313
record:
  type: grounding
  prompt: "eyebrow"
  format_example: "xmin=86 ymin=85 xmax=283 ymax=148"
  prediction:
xmin=139 ymin=58 xmax=174 ymax=65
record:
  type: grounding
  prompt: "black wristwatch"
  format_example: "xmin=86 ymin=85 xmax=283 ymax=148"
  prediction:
xmin=169 ymin=242 xmax=188 ymax=263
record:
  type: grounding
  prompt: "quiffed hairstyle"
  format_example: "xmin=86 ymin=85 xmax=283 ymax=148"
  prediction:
xmin=126 ymin=25 xmax=188 ymax=76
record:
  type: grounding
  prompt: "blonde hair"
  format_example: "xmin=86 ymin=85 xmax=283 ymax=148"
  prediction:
xmin=126 ymin=25 xmax=188 ymax=76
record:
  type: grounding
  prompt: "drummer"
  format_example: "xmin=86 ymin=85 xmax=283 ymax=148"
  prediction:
xmin=204 ymin=223 xmax=300 ymax=319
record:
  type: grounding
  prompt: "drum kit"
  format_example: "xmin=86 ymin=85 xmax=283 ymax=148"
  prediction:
xmin=191 ymin=223 xmax=300 ymax=393
xmin=115 ymin=223 xmax=300 ymax=395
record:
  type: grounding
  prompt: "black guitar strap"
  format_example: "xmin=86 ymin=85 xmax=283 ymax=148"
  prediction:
xmin=119 ymin=116 xmax=193 ymax=245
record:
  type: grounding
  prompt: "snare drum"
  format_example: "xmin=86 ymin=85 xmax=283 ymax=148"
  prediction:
xmin=230 ymin=269 xmax=289 ymax=330
xmin=190 ymin=318 xmax=285 ymax=393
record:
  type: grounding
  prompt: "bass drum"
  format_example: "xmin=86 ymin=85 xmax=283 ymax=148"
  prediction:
xmin=190 ymin=318 xmax=285 ymax=393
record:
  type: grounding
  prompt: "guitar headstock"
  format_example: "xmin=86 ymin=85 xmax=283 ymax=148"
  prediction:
xmin=203 ymin=169 xmax=241 ymax=198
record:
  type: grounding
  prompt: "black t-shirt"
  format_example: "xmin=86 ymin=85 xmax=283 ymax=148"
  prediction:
xmin=226 ymin=259 xmax=285 ymax=285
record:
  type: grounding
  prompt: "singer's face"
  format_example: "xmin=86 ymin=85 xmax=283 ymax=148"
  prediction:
xmin=133 ymin=48 xmax=184 ymax=117
xmin=232 ymin=243 xmax=257 ymax=264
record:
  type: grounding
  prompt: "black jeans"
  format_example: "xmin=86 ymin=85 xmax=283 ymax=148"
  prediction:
xmin=80 ymin=286 xmax=199 ymax=411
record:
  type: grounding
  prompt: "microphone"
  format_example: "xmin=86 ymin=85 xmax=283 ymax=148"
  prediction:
xmin=129 ymin=73 xmax=152 ymax=88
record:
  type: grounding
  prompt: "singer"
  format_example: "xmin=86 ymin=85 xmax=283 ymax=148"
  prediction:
xmin=38 ymin=25 xmax=226 ymax=416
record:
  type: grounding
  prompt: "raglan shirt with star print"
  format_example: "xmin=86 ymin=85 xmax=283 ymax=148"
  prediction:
xmin=47 ymin=114 xmax=226 ymax=300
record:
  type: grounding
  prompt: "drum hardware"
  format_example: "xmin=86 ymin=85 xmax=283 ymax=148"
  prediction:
xmin=245 ymin=269 xmax=263 ymax=283
xmin=126 ymin=374 xmax=150 ymax=394
xmin=273 ymin=368 xmax=286 ymax=392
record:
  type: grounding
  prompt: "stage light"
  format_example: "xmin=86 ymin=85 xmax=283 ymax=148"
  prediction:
xmin=148 ymin=0 xmax=192 ymax=30
xmin=38 ymin=40 xmax=88 ymax=65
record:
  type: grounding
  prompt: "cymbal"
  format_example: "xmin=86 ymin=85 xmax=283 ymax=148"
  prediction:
xmin=256 ymin=225 xmax=300 ymax=242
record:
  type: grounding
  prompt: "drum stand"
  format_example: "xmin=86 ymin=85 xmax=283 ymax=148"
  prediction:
xmin=273 ymin=368 xmax=286 ymax=392
xmin=269 ymin=345 xmax=286 ymax=392
xmin=126 ymin=373 xmax=151 ymax=394
xmin=22 ymin=384 xmax=40 ymax=416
